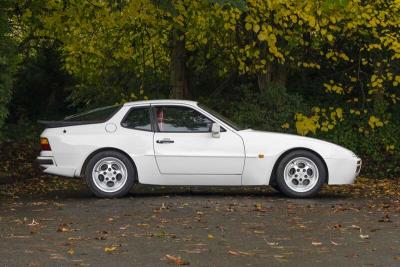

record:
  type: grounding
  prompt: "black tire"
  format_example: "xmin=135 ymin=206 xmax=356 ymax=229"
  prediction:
xmin=276 ymin=150 xmax=326 ymax=198
xmin=84 ymin=150 xmax=135 ymax=198
xmin=270 ymin=184 xmax=281 ymax=192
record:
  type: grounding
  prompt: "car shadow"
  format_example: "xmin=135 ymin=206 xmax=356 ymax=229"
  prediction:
xmin=127 ymin=185 xmax=352 ymax=200
xmin=6 ymin=184 xmax=353 ymax=202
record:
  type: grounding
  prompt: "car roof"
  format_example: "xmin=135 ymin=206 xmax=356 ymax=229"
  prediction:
xmin=124 ymin=99 xmax=198 ymax=106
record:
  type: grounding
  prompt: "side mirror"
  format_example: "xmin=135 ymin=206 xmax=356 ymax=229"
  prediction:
xmin=211 ymin=123 xmax=221 ymax=138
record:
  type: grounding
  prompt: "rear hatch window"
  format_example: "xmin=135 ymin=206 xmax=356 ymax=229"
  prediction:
xmin=64 ymin=105 xmax=122 ymax=122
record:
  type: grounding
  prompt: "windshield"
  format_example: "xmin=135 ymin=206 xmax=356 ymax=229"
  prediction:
xmin=64 ymin=105 xmax=122 ymax=122
xmin=198 ymin=104 xmax=243 ymax=131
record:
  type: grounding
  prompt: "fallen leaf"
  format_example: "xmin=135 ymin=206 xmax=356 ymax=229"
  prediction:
xmin=68 ymin=236 xmax=82 ymax=241
xmin=28 ymin=219 xmax=39 ymax=226
xmin=238 ymin=251 xmax=256 ymax=256
xmin=228 ymin=250 xmax=255 ymax=256
xmin=119 ymin=224 xmax=130 ymax=230
xmin=104 ymin=245 xmax=118 ymax=253
xmin=57 ymin=225 xmax=69 ymax=233
xmin=360 ymin=234 xmax=369 ymax=240
xmin=330 ymin=240 xmax=340 ymax=246
xmin=228 ymin=250 xmax=240 ymax=256
xmin=312 ymin=241 xmax=322 ymax=246
xmin=67 ymin=248 xmax=74 ymax=255
xmin=207 ymin=234 xmax=214 ymax=240
xmin=164 ymin=254 xmax=189 ymax=265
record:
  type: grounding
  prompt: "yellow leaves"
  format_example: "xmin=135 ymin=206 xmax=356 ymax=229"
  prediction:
xmin=327 ymin=34 xmax=334 ymax=42
xmin=367 ymin=43 xmax=382 ymax=51
xmin=295 ymin=113 xmax=319 ymax=136
xmin=393 ymin=75 xmax=400 ymax=86
xmin=257 ymin=31 xmax=268 ymax=41
xmin=368 ymin=115 xmax=384 ymax=129
xmin=350 ymin=109 xmax=361 ymax=115
xmin=245 ymin=23 xmax=252 ymax=31
xmin=175 ymin=14 xmax=185 ymax=27
xmin=335 ymin=108 xmax=343 ymax=120
xmin=386 ymin=144 xmax=395 ymax=152
xmin=324 ymin=81 xmax=344 ymax=94
xmin=308 ymin=16 xmax=316 ymax=27
xmin=281 ymin=122 xmax=290 ymax=129
xmin=253 ymin=24 xmax=260 ymax=33
xmin=297 ymin=106 xmax=346 ymax=134
xmin=338 ymin=52 xmax=349 ymax=61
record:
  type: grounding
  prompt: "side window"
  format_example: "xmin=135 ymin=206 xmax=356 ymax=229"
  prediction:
xmin=155 ymin=106 xmax=213 ymax=132
xmin=121 ymin=107 xmax=152 ymax=131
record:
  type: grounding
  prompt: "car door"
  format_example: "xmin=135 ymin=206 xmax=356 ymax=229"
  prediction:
xmin=152 ymin=104 xmax=245 ymax=182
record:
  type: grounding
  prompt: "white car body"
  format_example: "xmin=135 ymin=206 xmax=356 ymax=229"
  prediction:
xmin=37 ymin=100 xmax=361 ymax=187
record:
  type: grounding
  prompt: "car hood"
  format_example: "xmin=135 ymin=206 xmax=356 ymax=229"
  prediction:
xmin=238 ymin=129 xmax=355 ymax=159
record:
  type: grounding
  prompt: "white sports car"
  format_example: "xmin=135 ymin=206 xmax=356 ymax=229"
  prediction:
xmin=37 ymin=100 xmax=361 ymax=198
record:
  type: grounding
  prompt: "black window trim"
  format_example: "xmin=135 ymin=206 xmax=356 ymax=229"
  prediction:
xmin=38 ymin=105 xmax=123 ymax=128
xmin=120 ymin=105 xmax=154 ymax=132
xmin=150 ymin=104 xmax=226 ymax=133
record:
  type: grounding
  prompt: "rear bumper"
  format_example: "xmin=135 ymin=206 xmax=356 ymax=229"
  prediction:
xmin=36 ymin=157 xmax=54 ymax=166
xmin=36 ymin=156 xmax=76 ymax=177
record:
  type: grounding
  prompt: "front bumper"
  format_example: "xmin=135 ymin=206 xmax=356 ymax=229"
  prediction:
xmin=325 ymin=156 xmax=362 ymax=185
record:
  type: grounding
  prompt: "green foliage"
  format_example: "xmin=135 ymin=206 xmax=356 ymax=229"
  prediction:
xmin=8 ymin=46 xmax=74 ymax=121
xmin=0 ymin=0 xmax=19 ymax=140
xmin=320 ymin=119 xmax=400 ymax=179
xmin=224 ymin=85 xmax=306 ymax=131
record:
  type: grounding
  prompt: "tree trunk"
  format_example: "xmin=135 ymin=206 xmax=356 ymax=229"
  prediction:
xmin=257 ymin=61 xmax=287 ymax=93
xmin=170 ymin=29 xmax=189 ymax=99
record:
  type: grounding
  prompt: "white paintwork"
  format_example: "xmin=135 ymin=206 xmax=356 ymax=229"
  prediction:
xmin=38 ymin=99 xmax=361 ymax=187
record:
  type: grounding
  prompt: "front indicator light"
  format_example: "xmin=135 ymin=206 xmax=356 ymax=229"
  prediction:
xmin=40 ymin=137 xmax=51 ymax=151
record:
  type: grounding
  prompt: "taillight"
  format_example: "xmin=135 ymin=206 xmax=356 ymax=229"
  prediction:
xmin=40 ymin=137 xmax=51 ymax=151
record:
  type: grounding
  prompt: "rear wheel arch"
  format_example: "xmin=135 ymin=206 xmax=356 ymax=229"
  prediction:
xmin=80 ymin=147 xmax=138 ymax=182
xmin=269 ymin=147 xmax=329 ymax=185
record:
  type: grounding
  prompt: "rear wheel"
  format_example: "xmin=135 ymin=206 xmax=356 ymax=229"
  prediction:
xmin=85 ymin=151 xmax=135 ymax=198
xmin=276 ymin=150 xmax=326 ymax=198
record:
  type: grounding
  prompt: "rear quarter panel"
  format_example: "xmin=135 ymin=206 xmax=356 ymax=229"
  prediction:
xmin=41 ymin=106 xmax=158 ymax=179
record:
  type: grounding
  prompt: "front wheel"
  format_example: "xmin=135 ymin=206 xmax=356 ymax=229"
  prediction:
xmin=276 ymin=150 xmax=326 ymax=198
xmin=85 ymin=151 xmax=135 ymax=198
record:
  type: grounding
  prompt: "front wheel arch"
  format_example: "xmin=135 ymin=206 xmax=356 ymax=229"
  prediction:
xmin=80 ymin=147 xmax=138 ymax=183
xmin=269 ymin=147 xmax=329 ymax=186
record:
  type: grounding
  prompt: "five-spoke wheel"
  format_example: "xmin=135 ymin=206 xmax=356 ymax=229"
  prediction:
xmin=92 ymin=157 xmax=128 ymax=193
xmin=276 ymin=150 xmax=326 ymax=198
xmin=85 ymin=151 xmax=135 ymax=198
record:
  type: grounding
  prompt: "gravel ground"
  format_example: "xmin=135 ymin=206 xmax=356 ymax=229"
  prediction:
xmin=0 ymin=180 xmax=399 ymax=267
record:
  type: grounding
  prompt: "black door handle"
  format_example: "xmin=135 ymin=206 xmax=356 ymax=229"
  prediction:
xmin=156 ymin=139 xmax=174 ymax=144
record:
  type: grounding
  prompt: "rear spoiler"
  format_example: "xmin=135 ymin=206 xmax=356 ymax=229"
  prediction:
xmin=37 ymin=120 xmax=103 ymax=128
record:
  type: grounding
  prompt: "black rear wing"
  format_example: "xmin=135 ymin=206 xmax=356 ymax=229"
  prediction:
xmin=37 ymin=120 xmax=103 ymax=128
